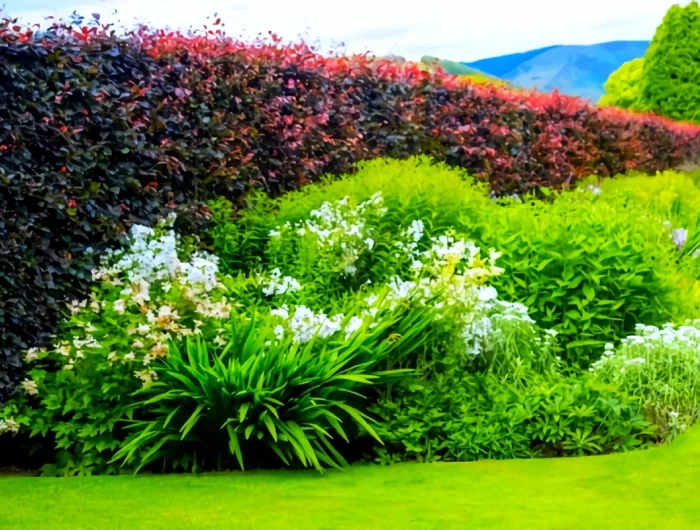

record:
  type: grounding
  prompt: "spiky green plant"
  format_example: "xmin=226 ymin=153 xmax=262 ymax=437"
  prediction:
xmin=114 ymin=307 xmax=435 ymax=473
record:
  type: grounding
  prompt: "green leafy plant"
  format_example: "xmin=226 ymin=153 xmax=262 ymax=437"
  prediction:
xmin=115 ymin=309 xmax=434 ymax=472
xmin=480 ymin=187 xmax=694 ymax=367
xmin=373 ymin=371 xmax=655 ymax=464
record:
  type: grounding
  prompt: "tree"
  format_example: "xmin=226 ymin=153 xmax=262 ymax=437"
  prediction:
xmin=598 ymin=58 xmax=645 ymax=110
xmin=638 ymin=1 xmax=700 ymax=123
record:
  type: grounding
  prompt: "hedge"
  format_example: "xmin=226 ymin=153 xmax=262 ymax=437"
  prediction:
xmin=1 ymin=20 xmax=700 ymax=400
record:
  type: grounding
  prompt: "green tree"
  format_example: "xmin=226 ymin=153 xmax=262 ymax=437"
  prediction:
xmin=598 ymin=58 xmax=645 ymax=110
xmin=638 ymin=1 xmax=700 ymax=123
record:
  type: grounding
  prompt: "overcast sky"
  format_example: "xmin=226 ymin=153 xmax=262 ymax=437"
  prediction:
xmin=1 ymin=0 xmax=684 ymax=61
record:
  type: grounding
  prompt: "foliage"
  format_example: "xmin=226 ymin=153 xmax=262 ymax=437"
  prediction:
xmin=114 ymin=310 xmax=430 ymax=473
xmin=372 ymin=371 xmax=654 ymax=463
xmin=600 ymin=2 xmax=700 ymax=124
xmin=598 ymin=58 xmax=645 ymax=110
xmin=481 ymin=188 xmax=694 ymax=367
xmin=2 ymin=22 xmax=700 ymax=400
xmin=639 ymin=1 xmax=700 ymax=123
xmin=0 ymin=220 xmax=235 ymax=474
xmin=215 ymin=159 xmax=700 ymax=369
xmin=592 ymin=322 xmax=700 ymax=440
xmin=3 ymin=161 xmax=551 ymax=474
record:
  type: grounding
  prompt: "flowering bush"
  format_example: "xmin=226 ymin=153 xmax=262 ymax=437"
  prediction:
xmin=591 ymin=322 xmax=700 ymax=439
xmin=3 ymin=21 xmax=700 ymax=400
xmin=2 ymin=158 xmax=567 ymax=473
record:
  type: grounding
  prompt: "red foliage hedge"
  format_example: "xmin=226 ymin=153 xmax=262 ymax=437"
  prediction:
xmin=1 ymin=20 xmax=700 ymax=398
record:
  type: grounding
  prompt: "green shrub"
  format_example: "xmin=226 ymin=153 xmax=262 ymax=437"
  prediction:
xmin=8 ymin=157 xmax=700 ymax=475
xmin=5 ymin=158 xmax=555 ymax=474
xmin=480 ymin=187 xmax=694 ymax=367
xmin=372 ymin=371 xmax=654 ymax=463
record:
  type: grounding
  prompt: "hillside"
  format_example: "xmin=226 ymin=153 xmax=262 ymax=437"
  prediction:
xmin=466 ymin=41 xmax=649 ymax=101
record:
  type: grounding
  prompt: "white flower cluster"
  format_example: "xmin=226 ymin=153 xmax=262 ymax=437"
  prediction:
xmin=365 ymin=223 xmax=547 ymax=360
xmin=0 ymin=418 xmax=19 ymax=435
xmin=95 ymin=217 xmax=221 ymax=293
xmin=269 ymin=193 xmax=385 ymax=276
xmin=42 ymin=217 xmax=234 ymax=386
xmin=395 ymin=220 xmax=425 ymax=270
xmin=262 ymin=268 xmax=302 ymax=297
xmin=270 ymin=305 xmax=365 ymax=344
xmin=590 ymin=322 xmax=700 ymax=424
xmin=591 ymin=322 xmax=700 ymax=374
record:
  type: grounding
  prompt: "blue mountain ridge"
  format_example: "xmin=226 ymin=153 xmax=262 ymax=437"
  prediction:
xmin=465 ymin=41 xmax=649 ymax=101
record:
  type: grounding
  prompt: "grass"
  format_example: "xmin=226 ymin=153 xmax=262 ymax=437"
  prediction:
xmin=1 ymin=428 xmax=699 ymax=529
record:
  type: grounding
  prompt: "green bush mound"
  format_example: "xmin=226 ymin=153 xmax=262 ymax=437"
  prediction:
xmin=598 ymin=58 xmax=645 ymax=110
xmin=3 ymin=157 xmax=700 ymax=474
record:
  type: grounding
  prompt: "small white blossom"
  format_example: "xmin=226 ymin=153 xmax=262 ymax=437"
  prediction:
xmin=21 ymin=379 xmax=38 ymax=396
xmin=113 ymin=299 xmax=126 ymax=314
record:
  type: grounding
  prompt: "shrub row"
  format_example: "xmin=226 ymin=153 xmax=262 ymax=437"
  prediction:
xmin=2 ymin=20 xmax=700 ymax=399
xmin=7 ymin=158 xmax=700 ymax=474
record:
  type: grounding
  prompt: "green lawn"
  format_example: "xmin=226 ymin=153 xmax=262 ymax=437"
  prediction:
xmin=1 ymin=428 xmax=699 ymax=529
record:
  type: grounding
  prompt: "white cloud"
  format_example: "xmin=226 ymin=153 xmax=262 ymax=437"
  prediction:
xmin=1 ymin=0 xmax=684 ymax=61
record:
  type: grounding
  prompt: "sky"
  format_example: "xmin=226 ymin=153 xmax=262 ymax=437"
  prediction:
xmin=1 ymin=0 xmax=685 ymax=61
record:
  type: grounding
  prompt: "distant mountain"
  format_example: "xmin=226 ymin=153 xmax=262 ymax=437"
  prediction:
xmin=465 ymin=41 xmax=649 ymax=101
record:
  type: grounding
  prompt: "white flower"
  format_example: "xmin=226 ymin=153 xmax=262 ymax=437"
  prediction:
xmin=0 ymin=418 xmax=19 ymax=434
xmin=477 ymin=286 xmax=498 ymax=302
xmin=407 ymin=220 xmax=425 ymax=242
xmin=671 ymin=228 xmax=688 ymax=249
xmin=274 ymin=325 xmax=285 ymax=340
xmin=113 ymin=299 xmax=126 ymax=314
xmin=343 ymin=264 xmax=358 ymax=276
xmin=263 ymin=269 xmax=302 ymax=296
xmin=364 ymin=238 xmax=375 ymax=250
xmin=25 ymin=347 xmax=40 ymax=362
xmin=134 ymin=368 xmax=157 ymax=385
xmin=124 ymin=352 xmax=136 ymax=361
xmin=288 ymin=306 xmax=343 ymax=344
xmin=271 ymin=305 xmax=290 ymax=320
xmin=21 ymin=379 xmax=38 ymax=396
xmin=132 ymin=339 xmax=145 ymax=349
xmin=131 ymin=278 xmax=151 ymax=305
xmin=344 ymin=316 xmax=364 ymax=339
xmin=213 ymin=335 xmax=227 ymax=347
